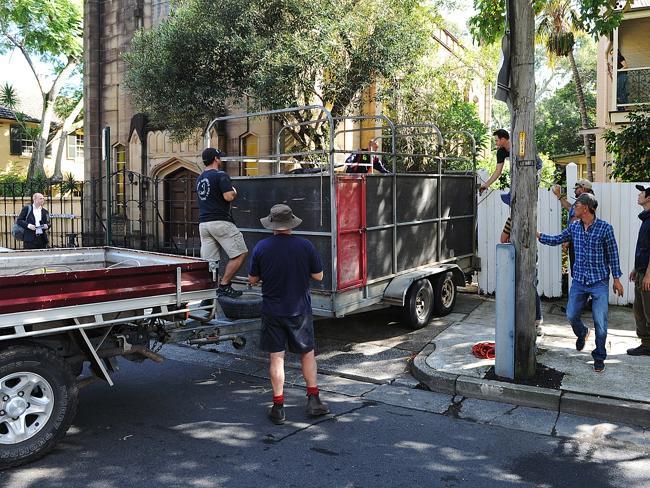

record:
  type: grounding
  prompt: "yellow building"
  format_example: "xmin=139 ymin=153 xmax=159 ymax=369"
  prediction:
xmin=551 ymin=151 xmax=594 ymax=181
xmin=0 ymin=106 xmax=39 ymax=174
xmin=0 ymin=105 xmax=85 ymax=180
xmin=594 ymin=0 xmax=650 ymax=182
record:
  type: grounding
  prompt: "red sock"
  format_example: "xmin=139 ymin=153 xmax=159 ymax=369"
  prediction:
xmin=306 ymin=386 xmax=319 ymax=397
xmin=273 ymin=394 xmax=284 ymax=405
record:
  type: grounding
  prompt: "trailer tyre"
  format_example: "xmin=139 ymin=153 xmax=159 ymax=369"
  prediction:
xmin=0 ymin=346 xmax=78 ymax=470
xmin=433 ymin=272 xmax=457 ymax=316
xmin=403 ymin=279 xmax=434 ymax=329
xmin=217 ymin=292 xmax=262 ymax=320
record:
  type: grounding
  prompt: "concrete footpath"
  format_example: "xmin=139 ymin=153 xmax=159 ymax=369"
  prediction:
xmin=412 ymin=295 xmax=650 ymax=428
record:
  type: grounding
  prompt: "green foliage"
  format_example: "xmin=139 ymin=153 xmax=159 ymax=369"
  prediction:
xmin=603 ymin=110 xmax=650 ymax=182
xmin=470 ymin=0 xmax=628 ymax=45
xmin=0 ymin=82 xmax=39 ymax=142
xmin=0 ymin=0 xmax=83 ymax=61
xmin=54 ymin=85 xmax=83 ymax=120
xmin=124 ymin=0 xmax=434 ymax=145
xmin=536 ymin=80 xmax=595 ymax=157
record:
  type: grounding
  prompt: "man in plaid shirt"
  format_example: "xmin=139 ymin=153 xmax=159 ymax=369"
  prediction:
xmin=537 ymin=193 xmax=624 ymax=373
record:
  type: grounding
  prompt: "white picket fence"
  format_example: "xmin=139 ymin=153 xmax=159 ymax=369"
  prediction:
xmin=477 ymin=164 xmax=650 ymax=305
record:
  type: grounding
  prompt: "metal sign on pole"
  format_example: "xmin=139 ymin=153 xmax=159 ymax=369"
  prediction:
xmin=102 ymin=126 xmax=112 ymax=246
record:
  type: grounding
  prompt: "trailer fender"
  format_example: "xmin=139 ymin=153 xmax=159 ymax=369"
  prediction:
xmin=382 ymin=264 xmax=465 ymax=307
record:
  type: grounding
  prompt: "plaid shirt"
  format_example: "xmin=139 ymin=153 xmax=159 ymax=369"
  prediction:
xmin=539 ymin=218 xmax=622 ymax=285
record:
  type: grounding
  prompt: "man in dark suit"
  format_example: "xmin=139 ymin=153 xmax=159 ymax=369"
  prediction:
xmin=16 ymin=193 xmax=50 ymax=249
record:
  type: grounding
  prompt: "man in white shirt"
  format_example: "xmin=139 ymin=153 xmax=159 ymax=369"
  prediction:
xmin=16 ymin=193 xmax=50 ymax=249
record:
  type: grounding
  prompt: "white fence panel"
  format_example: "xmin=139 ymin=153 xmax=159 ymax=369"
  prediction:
xmin=477 ymin=187 xmax=562 ymax=298
xmin=477 ymin=170 xmax=650 ymax=305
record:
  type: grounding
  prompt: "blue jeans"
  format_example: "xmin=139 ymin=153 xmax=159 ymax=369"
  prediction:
xmin=566 ymin=279 xmax=609 ymax=361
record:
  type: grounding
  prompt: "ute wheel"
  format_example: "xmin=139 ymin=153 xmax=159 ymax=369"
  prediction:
xmin=217 ymin=292 xmax=262 ymax=320
xmin=0 ymin=346 xmax=79 ymax=470
xmin=403 ymin=278 xmax=434 ymax=330
xmin=433 ymin=272 xmax=457 ymax=317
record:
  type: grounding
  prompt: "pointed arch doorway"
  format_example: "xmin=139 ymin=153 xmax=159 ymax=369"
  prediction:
xmin=163 ymin=167 xmax=200 ymax=254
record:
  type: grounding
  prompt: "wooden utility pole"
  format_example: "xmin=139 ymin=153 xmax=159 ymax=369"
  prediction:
xmin=507 ymin=0 xmax=537 ymax=378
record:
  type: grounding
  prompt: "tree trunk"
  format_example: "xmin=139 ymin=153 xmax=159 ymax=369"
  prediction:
xmin=52 ymin=98 xmax=84 ymax=181
xmin=568 ymin=51 xmax=593 ymax=180
xmin=26 ymin=59 xmax=78 ymax=181
xmin=509 ymin=0 xmax=537 ymax=379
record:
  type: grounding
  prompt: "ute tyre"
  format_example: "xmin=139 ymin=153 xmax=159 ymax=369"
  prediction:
xmin=0 ymin=346 xmax=79 ymax=470
xmin=403 ymin=278 xmax=434 ymax=330
xmin=433 ymin=272 xmax=457 ymax=317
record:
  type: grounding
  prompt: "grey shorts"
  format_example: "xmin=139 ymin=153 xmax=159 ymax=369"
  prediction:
xmin=199 ymin=221 xmax=248 ymax=260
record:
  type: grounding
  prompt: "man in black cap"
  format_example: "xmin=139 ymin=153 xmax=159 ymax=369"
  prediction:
xmin=537 ymin=193 xmax=624 ymax=373
xmin=248 ymin=204 xmax=329 ymax=425
xmin=628 ymin=185 xmax=650 ymax=356
xmin=196 ymin=147 xmax=248 ymax=298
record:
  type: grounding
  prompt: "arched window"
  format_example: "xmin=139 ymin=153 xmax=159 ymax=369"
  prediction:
xmin=114 ymin=144 xmax=126 ymax=216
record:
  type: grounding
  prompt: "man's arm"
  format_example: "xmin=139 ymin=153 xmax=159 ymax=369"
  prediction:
xmin=16 ymin=205 xmax=29 ymax=229
xmin=479 ymin=163 xmax=503 ymax=194
xmin=223 ymin=187 xmax=237 ymax=202
xmin=604 ymin=225 xmax=624 ymax=296
xmin=538 ymin=227 xmax=571 ymax=246
xmin=552 ymin=185 xmax=572 ymax=211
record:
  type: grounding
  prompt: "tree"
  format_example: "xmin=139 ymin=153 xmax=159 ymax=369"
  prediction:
xmin=603 ymin=110 xmax=650 ymax=181
xmin=536 ymin=0 xmax=594 ymax=180
xmin=124 ymin=0 xmax=435 ymax=148
xmin=0 ymin=0 xmax=83 ymax=180
xmin=536 ymin=79 xmax=596 ymax=157
xmin=380 ymin=46 xmax=492 ymax=171
xmin=51 ymin=86 xmax=83 ymax=181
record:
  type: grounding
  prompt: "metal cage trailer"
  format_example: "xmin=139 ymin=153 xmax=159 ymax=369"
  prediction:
xmin=206 ymin=106 xmax=478 ymax=330
xmin=0 ymin=247 xmax=259 ymax=468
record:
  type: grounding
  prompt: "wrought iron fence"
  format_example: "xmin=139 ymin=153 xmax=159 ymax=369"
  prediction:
xmin=0 ymin=171 xmax=203 ymax=257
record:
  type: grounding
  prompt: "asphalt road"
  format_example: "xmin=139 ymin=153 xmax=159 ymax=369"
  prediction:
xmin=2 ymin=356 xmax=648 ymax=488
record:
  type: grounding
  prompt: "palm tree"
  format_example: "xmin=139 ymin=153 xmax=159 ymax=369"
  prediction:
xmin=536 ymin=0 xmax=594 ymax=180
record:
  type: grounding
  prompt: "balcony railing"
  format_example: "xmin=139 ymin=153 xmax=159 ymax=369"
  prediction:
xmin=617 ymin=67 xmax=650 ymax=109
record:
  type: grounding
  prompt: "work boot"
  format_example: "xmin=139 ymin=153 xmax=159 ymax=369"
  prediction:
xmin=627 ymin=345 xmax=650 ymax=356
xmin=268 ymin=403 xmax=285 ymax=425
xmin=306 ymin=394 xmax=330 ymax=417
xmin=217 ymin=283 xmax=243 ymax=298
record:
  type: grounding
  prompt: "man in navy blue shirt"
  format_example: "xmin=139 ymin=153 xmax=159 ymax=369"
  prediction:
xmin=197 ymin=147 xmax=248 ymax=298
xmin=249 ymin=204 xmax=329 ymax=425
xmin=537 ymin=193 xmax=624 ymax=372
xmin=628 ymin=185 xmax=650 ymax=356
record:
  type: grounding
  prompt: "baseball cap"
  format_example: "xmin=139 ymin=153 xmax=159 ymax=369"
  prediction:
xmin=575 ymin=192 xmax=598 ymax=211
xmin=202 ymin=147 xmax=225 ymax=164
xmin=574 ymin=179 xmax=592 ymax=190
xmin=635 ymin=184 xmax=650 ymax=197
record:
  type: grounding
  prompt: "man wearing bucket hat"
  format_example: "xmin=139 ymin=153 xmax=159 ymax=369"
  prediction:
xmin=627 ymin=184 xmax=650 ymax=356
xmin=248 ymin=204 xmax=329 ymax=424
xmin=537 ymin=193 xmax=624 ymax=373
xmin=197 ymin=147 xmax=248 ymax=298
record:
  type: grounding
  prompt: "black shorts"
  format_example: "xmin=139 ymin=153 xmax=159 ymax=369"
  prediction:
xmin=259 ymin=313 xmax=315 ymax=354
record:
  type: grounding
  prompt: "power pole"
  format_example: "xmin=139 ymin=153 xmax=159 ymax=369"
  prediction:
xmin=507 ymin=0 xmax=537 ymax=378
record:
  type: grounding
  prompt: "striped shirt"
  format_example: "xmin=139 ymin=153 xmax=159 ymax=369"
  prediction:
xmin=539 ymin=218 xmax=622 ymax=285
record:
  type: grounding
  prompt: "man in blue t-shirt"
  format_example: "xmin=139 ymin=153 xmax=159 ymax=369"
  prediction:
xmin=248 ymin=204 xmax=329 ymax=425
xmin=197 ymin=147 xmax=248 ymax=298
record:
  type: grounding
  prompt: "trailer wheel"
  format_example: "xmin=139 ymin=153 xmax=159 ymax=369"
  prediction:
xmin=433 ymin=272 xmax=457 ymax=316
xmin=403 ymin=279 xmax=434 ymax=329
xmin=217 ymin=293 xmax=262 ymax=320
xmin=0 ymin=346 xmax=78 ymax=470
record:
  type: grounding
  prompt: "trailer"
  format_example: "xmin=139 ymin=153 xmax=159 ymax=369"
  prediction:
xmin=0 ymin=247 xmax=259 ymax=468
xmin=206 ymin=106 xmax=478 ymax=329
